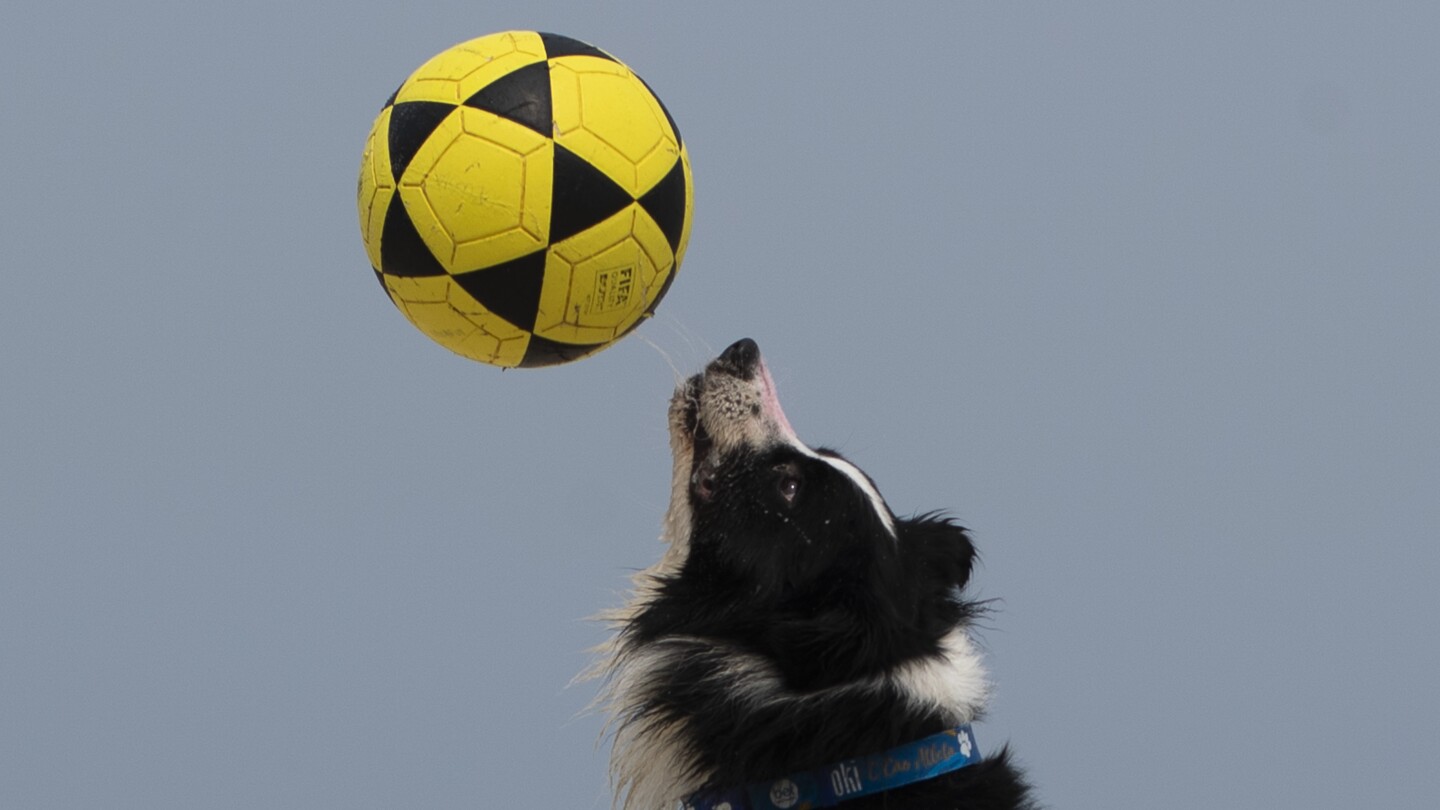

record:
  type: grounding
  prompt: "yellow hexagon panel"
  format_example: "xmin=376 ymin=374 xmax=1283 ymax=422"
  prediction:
xmin=394 ymin=108 xmax=553 ymax=274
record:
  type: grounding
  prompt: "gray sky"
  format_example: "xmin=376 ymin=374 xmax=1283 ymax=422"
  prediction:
xmin=3 ymin=3 xmax=1437 ymax=808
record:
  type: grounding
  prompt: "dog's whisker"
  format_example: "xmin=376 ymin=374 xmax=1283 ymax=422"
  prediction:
xmin=658 ymin=311 xmax=714 ymax=369
xmin=632 ymin=331 xmax=685 ymax=384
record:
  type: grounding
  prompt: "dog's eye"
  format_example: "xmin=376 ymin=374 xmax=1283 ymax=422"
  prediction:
xmin=773 ymin=464 xmax=802 ymax=504
xmin=778 ymin=476 xmax=801 ymax=502
xmin=692 ymin=456 xmax=720 ymax=502
xmin=693 ymin=469 xmax=717 ymax=502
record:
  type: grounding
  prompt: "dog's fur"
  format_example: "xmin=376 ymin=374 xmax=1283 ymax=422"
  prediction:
xmin=593 ymin=340 xmax=1034 ymax=809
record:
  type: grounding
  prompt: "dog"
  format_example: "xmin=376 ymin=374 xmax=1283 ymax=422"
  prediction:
xmin=594 ymin=339 xmax=1034 ymax=809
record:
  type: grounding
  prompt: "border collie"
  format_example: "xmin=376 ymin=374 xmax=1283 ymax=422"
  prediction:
xmin=594 ymin=339 xmax=1034 ymax=810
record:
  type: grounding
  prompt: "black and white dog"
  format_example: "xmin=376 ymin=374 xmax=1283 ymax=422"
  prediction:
xmin=595 ymin=339 xmax=1034 ymax=810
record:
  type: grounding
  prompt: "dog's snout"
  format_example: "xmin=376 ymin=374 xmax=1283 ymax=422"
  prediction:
xmin=717 ymin=338 xmax=760 ymax=375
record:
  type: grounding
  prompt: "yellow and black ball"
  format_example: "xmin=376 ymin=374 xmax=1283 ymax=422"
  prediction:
xmin=358 ymin=31 xmax=693 ymax=367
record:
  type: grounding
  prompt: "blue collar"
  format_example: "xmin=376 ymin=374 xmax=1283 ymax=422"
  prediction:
xmin=683 ymin=725 xmax=982 ymax=810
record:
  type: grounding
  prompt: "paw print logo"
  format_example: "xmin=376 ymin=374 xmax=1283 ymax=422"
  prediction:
xmin=956 ymin=730 xmax=973 ymax=759
xmin=768 ymin=778 xmax=799 ymax=808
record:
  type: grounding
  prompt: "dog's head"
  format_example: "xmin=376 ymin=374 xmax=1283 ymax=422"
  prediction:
xmin=663 ymin=338 xmax=899 ymax=587
xmin=601 ymin=339 xmax=997 ymax=808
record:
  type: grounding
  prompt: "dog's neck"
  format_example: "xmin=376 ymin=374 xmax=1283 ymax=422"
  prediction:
xmin=596 ymin=603 xmax=990 ymax=810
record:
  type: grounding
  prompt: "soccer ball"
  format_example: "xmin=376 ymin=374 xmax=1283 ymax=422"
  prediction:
xmin=357 ymin=31 xmax=693 ymax=368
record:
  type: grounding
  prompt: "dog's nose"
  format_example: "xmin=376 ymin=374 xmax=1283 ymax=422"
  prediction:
xmin=718 ymin=338 xmax=760 ymax=374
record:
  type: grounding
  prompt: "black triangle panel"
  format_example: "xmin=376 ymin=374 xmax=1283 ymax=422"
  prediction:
xmin=538 ymin=32 xmax=616 ymax=63
xmin=637 ymin=157 xmax=689 ymax=255
xmin=550 ymin=144 xmax=635 ymax=244
xmin=462 ymin=60 xmax=553 ymax=136
xmin=382 ymin=82 xmax=402 ymax=111
xmin=449 ymin=250 xmax=548 ymax=333
xmin=387 ymin=100 xmax=457 ymax=183
xmin=519 ymin=333 xmax=609 ymax=368
xmin=380 ymin=197 xmax=448 ymax=277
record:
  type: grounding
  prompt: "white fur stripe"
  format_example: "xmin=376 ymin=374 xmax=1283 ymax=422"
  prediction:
xmin=815 ymin=452 xmax=897 ymax=538
xmin=775 ymin=434 xmax=897 ymax=538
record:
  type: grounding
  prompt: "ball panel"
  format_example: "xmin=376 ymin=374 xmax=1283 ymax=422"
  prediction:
xmin=460 ymin=331 xmax=529 ymax=367
xmin=533 ymin=206 xmax=670 ymax=344
xmin=386 ymin=101 xmax=458 ymax=184
xmin=392 ymin=111 xmax=463 ymax=270
xmin=518 ymin=333 xmax=609 ymax=368
xmin=627 ymin=205 xmax=679 ymax=287
xmin=445 ymin=322 xmax=530 ymax=366
xmin=443 ymin=276 xmax=530 ymax=366
xmin=381 ymin=273 xmax=448 ymax=305
xmin=538 ymin=32 xmax=616 ymax=63
xmin=400 ymin=107 xmax=553 ymax=274
xmin=550 ymin=142 xmax=634 ymax=244
xmin=460 ymin=59 xmax=552 ymax=136
xmin=635 ymin=74 xmax=684 ymax=149
xmin=635 ymin=150 xmax=691 ymax=256
xmin=380 ymin=193 xmax=448 ymax=278
xmin=396 ymin=31 xmax=547 ymax=106
xmin=450 ymin=250 xmax=547 ymax=334
xmin=674 ymin=147 xmax=695 ymax=267
xmin=549 ymin=57 xmax=681 ymax=197
xmin=382 ymin=274 xmax=530 ymax=367
xmin=626 ymin=203 xmax=679 ymax=317
xmin=357 ymin=108 xmax=396 ymax=271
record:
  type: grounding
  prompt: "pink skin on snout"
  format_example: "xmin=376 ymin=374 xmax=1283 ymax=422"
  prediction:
xmin=757 ymin=358 xmax=801 ymax=446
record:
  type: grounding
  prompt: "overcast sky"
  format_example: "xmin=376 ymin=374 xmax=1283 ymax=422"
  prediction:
xmin=2 ymin=3 xmax=1437 ymax=808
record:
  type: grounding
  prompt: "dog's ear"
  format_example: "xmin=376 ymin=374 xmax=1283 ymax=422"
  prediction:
xmin=898 ymin=513 xmax=977 ymax=593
